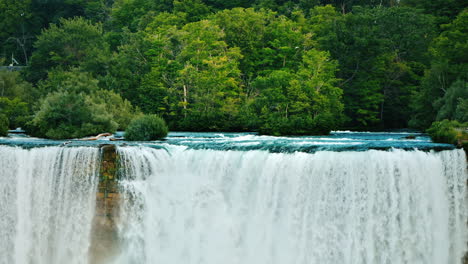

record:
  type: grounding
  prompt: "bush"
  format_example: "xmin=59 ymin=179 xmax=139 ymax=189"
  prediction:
xmin=426 ymin=119 xmax=467 ymax=145
xmin=0 ymin=97 xmax=30 ymax=129
xmin=89 ymin=89 xmax=141 ymax=130
xmin=30 ymin=90 xmax=118 ymax=139
xmin=0 ymin=114 xmax=9 ymax=136
xmin=125 ymin=115 xmax=168 ymax=141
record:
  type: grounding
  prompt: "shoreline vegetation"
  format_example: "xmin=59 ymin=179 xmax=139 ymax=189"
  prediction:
xmin=0 ymin=1 xmax=466 ymax=142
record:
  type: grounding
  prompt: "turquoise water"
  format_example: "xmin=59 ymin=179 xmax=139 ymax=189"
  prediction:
xmin=0 ymin=131 xmax=454 ymax=152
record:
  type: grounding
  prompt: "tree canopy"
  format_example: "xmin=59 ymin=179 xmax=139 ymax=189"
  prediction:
xmin=0 ymin=1 xmax=466 ymax=138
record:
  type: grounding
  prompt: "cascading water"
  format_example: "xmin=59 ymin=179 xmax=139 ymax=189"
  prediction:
xmin=116 ymin=146 xmax=467 ymax=264
xmin=1 ymin=131 xmax=467 ymax=264
xmin=0 ymin=146 xmax=100 ymax=264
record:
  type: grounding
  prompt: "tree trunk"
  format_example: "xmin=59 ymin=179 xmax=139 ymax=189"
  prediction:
xmin=183 ymin=84 xmax=188 ymax=118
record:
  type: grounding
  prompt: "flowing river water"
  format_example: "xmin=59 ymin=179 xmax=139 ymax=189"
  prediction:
xmin=0 ymin=132 xmax=467 ymax=264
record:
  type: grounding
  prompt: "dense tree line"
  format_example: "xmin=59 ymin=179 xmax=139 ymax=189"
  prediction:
xmin=0 ymin=0 xmax=466 ymax=138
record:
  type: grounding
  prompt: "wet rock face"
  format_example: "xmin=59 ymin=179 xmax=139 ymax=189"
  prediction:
xmin=90 ymin=144 xmax=120 ymax=263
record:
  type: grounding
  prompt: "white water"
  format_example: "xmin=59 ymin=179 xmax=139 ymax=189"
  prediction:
xmin=0 ymin=146 xmax=100 ymax=264
xmin=0 ymin=144 xmax=466 ymax=264
xmin=116 ymin=146 xmax=468 ymax=264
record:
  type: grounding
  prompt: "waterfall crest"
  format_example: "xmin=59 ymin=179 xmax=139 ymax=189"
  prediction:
xmin=116 ymin=147 xmax=467 ymax=264
xmin=0 ymin=146 xmax=100 ymax=264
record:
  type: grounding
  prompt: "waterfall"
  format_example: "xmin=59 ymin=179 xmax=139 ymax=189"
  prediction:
xmin=0 ymin=146 xmax=100 ymax=264
xmin=116 ymin=146 xmax=468 ymax=264
xmin=0 ymin=144 xmax=466 ymax=264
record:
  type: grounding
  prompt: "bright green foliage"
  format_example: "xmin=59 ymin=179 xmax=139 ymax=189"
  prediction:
xmin=88 ymin=89 xmax=142 ymax=130
xmin=125 ymin=114 xmax=168 ymax=141
xmin=0 ymin=113 xmax=8 ymax=136
xmin=28 ymin=17 xmax=110 ymax=82
xmin=131 ymin=12 xmax=186 ymax=119
xmin=0 ymin=70 xmax=35 ymax=103
xmin=255 ymin=49 xmax=343 ymax=135
xmin=0 ymin=71 xmax=33 ymax=128
xmin=213 ymin=8 xmax=276 ymax=77
xmin=0 ymin=97 xmax=29 ymax=129
xmin=213 ymin=8 xmax=310 ymax=79
xmin=141 ymin=18 xmax=244 ymax=130
xmin=175 ymin=20 xmax=243 ymax=130
xmin=304 ymin=5 xmax=340 ymax=46
xmin=427 ymin=119 xmax=467 ymax=145
xmin=296 ymin=50 xmax=343 ymax=130
xmin=259 ymin=15 xmax=308 ymax=73
xmin=38 ymin=68 xmax=100 ymax=95
xmin=31 ymin=90 xmax=117 ymax=139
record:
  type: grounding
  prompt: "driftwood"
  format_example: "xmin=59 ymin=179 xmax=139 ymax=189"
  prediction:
xmin=80 ymin=133 xmax=113 ymax=141
xmin=78 ymin=132 xmax=125 ymax=141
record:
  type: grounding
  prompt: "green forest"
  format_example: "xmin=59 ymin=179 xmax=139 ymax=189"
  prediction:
xmin=0 ymin=0 xmax=466 ymax=139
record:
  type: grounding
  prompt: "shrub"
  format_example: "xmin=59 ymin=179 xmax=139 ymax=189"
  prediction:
xmin=125 ymin=115 xmax=168 ymax=141
xmin=0 ymin=97 xmax=30 ymax=129
xmin=30 ymin=90 xmax=118 ymax=139
xmin=426 ymin=119 xmax=467 ymax=145
xmin=89 ymin=89 xmax=141 ymax=130
xmin=0 ymin=114 xmax=8 ymax=136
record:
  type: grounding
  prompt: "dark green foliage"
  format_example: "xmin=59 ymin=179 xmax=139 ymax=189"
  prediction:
xmin=435 ymin=80 xmax=468 ymax=122
xmin=317 ymin=6 xmax=436 ymax=129
xmin=455 ymin=98 xmax=468 ymax=123
xmin=426 ymin=119 xmax=467 ymax=145
xmin=27 ymin=17 xmax=110 ymax=83
xmin=400 ymin=0 xmax=465 ymax=24
xmin=410 ymin=10 xmax=467 ymax=129
xmin=109 ymin=0 xmax=173 ymax=32
xmin=173 ymin=0 xmax=211 ymax=22
xmin=28 ymin=69 xmax=138 ymax=139
xmin=103 ymin=31 xmax=152 ymax=102
xmin=125 ymin=114 xmax=168 ymax=141
xmin=0 ymin=0 xmax=34 ymax=65
xmin=0 ymin=113 xmax=9 ymax=136
xmin=31 ymin=90 xmax=118 ymax=139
